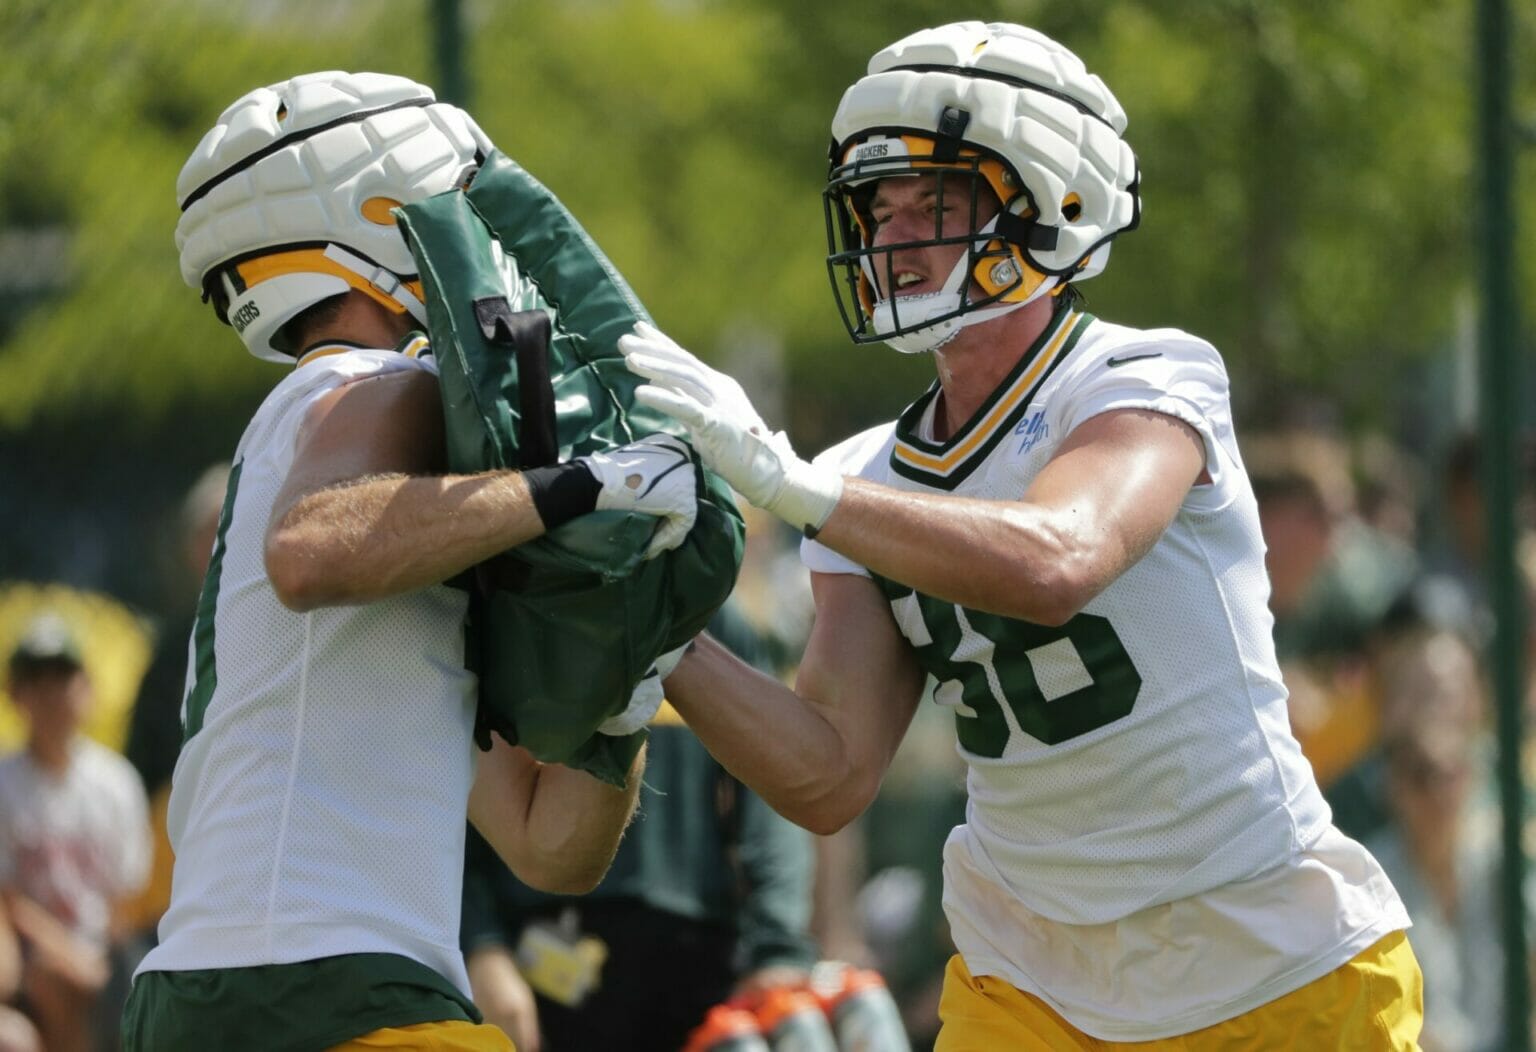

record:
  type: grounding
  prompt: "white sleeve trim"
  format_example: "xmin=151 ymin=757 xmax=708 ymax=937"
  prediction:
xmin=1069 ymin=388 xmax=1236 ymax=514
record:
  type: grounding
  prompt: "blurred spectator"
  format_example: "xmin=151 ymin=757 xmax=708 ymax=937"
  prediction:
xmin=1247 ymin=431 xmax=1423 ymax=843
xmin=1248 ymin=431 xmax=1419 ymax=663
xmin=1364 ymin=627 xmax=1508 ymax=1052
xmin=1354 ymin=431 xmax=1423 ymax=549
xmin=1421 ymin=432 xmax=1536 ymax=642
xmin=0 ymin=614 xmax=151 ymax=1052
xmin=1444 ymin=433 xmax=1485 ymax=570
xmin=0 ymin=585 xmax=153 ymax=758
xmin=461 ymin=603 xmax=817 ymax=1052
xmin=119 ymin=462 xmax=229 ymax=945
xmin=0 ymin=904 xmax=40 ymax=1052
xmin=1249 ymin=431 xmax=1352 ymax=637
xmin=124 ymin=463 xmax=228 ymax=805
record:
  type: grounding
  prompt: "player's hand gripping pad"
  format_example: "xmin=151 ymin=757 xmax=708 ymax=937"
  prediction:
xmin=397 ymin=152 xmax=743 ymax=785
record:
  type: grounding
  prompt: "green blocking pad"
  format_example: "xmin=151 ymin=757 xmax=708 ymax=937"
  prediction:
xmin=398 ymin=151 xmax=743 ymax=784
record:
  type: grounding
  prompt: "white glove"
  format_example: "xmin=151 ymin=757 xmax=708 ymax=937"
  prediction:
xmin=580 ymin=434 xmax=698 ymax=558
xmin=596 ymin=642 xmax=690 ymax=736
xmin=618 ymin=322 xmax=843 ymax=533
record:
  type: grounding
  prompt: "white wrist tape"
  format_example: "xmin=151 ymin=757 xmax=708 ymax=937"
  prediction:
xmin=767 ymin=456 xmax=844 ymax=534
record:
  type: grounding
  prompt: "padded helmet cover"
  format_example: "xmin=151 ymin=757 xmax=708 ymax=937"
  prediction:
xmin=831 ymin=22 xmax=1139 ymax=280
xmin=176 ymin=71 xmax=491 ymax=361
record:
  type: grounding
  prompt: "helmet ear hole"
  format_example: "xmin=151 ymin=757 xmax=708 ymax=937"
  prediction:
xmin=1062 ymin=194 xmax=1083 ymax=222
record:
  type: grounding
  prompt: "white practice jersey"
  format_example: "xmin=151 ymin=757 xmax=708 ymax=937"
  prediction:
xmin=803 ymin=308 xmax=1408 ymax=1038
xmin=137 ymin=339 xmax=480 ymax=996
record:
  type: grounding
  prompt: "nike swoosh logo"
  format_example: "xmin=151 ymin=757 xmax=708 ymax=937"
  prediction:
xmin=1106 ymin=352 xmax=1163 ymax=368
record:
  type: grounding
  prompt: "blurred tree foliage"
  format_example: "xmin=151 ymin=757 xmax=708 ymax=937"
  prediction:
xmin=0 ymin=0 xmax=1530 ymax=598
xmin=0 ymin=0 xmax=433 ymax=434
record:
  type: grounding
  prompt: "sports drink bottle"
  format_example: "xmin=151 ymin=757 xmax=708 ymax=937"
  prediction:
xmin=821 ymin=967 xmax=911 ymax=1052
xmin=684 ymin=1004 xmax=772 ymax=1052
xmin=755 ymin=987 xmax=839 ymax=1052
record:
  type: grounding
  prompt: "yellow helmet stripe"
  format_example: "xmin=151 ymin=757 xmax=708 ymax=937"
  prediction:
xmin=234 ymin=249 xmax=425 ymax=317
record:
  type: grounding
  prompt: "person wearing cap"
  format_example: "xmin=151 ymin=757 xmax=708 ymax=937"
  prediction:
xmin=623 ymin=20 xmax=1421 ymax=1050
xmin=0 ymin=614 xmax=151 ymax=1052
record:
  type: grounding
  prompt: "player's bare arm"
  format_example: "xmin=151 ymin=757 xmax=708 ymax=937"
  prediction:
xmin=266 ymin=366 xmax=699 ymax=610
xmin=630 ymin=20 xmax=1421 ymax=1046
xmin=467 ymin=735 xmax=646 ymax=895
xmin=814 ymin=407 xmax=1207 ymax=624
xmin=664 ymin=571 xmax=925 ymax=834
xmin=623 ymin=325 xmax=1207 ymax=622
xmin=265 ymin=368 xmax=548 ymax=610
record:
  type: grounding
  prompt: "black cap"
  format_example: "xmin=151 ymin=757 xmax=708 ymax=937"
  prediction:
xmin=8 ymin=613 xmax=84 ymax=677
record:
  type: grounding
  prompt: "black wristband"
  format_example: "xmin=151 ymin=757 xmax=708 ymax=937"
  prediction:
xmin=523 ymin=461 xmax=600 ymax=530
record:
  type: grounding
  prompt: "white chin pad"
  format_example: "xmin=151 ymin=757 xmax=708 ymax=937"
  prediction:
xmin=866 ymin=235 xmax=974 ymax=353
xmin=870 ymin=271 xmax=1061 ymax=355
xmin=872 ymin=295 xmax=962 ymax=353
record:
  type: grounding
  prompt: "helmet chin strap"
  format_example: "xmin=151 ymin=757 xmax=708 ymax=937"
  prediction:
xmin=866 ymin=216 xmax=1059 ymax=354
xmin=323 ymin=243 xmax=429 ymax=325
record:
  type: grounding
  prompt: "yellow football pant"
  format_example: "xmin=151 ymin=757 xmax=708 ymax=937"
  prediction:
xmin=328 ymin=1019 xmax=515 ymax=1051
xmin=937 ymin=930 xmax=1423 ymax=1051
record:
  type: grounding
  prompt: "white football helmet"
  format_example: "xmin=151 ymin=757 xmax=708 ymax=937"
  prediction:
xmin=175 ymin=71 xmax=492 ymax=362
xmin=824 ymin=22 xmax=1140 ymax=353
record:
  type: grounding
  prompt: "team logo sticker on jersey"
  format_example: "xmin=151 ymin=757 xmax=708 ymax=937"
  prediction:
xmin=889 ymin=310 xmax=1089 ymax=490
xmin=1014 ymin=409 xmax=1049 ymax=455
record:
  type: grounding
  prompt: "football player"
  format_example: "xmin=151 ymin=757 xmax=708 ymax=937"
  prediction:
xmin=622 ymin=21 xmax=1424 ymax=1049
xmin=122 ymin=72 xmax=698 ymax=1052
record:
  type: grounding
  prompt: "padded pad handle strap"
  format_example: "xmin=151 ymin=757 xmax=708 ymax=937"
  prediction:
xmin=473 ymin=298 xmax=558 ymax=469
